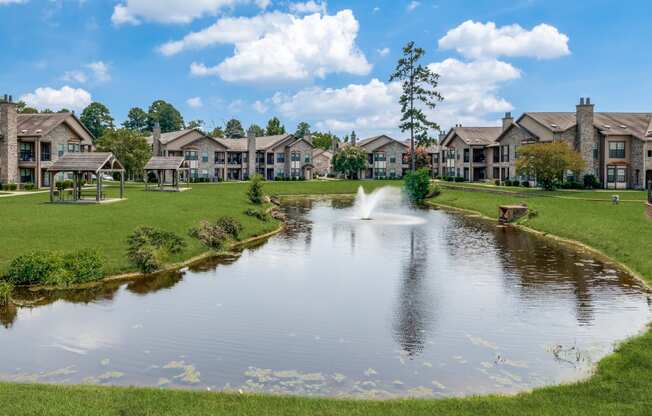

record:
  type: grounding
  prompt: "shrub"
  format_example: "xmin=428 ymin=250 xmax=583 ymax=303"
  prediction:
xmin=427 ymin=183 xmax=441 ymax=198
xmin=521 ymin=181 xmax=530 ymax=188
xmin=454 ymin=176 xmax=465 ymax=182
xmin=0 ymin=281 xmax=13 ymax=306
xmin=215 ymin=216 xmax=243 ymax=239
xmin=248 ymin=174 xmax=265 ymax=204
xmin=2 ymin=183 xmax=18 ymax=191
xmin=583 ymin=174 xmax=600 ymax=189
xmin=62 ymin=249 xmax=104 ymax=284
xmin=23 ymin=183 xmax=35 ymax=191
xmin=4 ymin=251 xmax=64 ymax=285
xmin=189 ymin=220 xmax=228 ymax=250
xmin=127 ymin=227 xmax=186 ymax=273
xmin=55 ymin=180 xmax=74 ymax=191
xmin=404 ymin=168 xmax=432 ymax=204
xmin=494 ymin=180 xmax=501 ymax=186
xmin=245 ymin=208 xmax=270 ymax=222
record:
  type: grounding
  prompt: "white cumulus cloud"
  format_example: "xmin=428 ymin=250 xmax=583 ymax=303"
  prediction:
xmin=111 ymin=0 xmax=266 ymax=25
xmin=186 ymin=96 xmax=203 ymax=108
xmin=20 ymin=86 xmax=92 ymax=111
xmin=288 ymin=1 xmax=326 ymax=14
xmin=62 ymin=61 xmax=110 ymax=84
xmin=377 ymin=47 xmax=390 ymax=57
xmin=161 ymin=9 xmax=371 ymax=83
xmin=407 ymin=1 xmax=419 ymax=12
xmin=439 ymin=20 xmax=571 ymax=60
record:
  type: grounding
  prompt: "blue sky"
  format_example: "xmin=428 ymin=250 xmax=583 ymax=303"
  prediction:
xmin=1 ymin=0 xmax=651 ymax=138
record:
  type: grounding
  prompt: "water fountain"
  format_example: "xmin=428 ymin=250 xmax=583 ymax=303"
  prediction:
xmin=354 ymin=186 xmax=390 ymax=220
xmin=352 ymin=186 xmax=427 ymax=225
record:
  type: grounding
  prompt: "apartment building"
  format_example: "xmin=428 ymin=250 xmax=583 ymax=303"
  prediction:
xmin=0 ymin=95 xmax=95 ymax=188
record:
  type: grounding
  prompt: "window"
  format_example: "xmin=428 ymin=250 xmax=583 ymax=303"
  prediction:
xmin=304 ymin=153 xmax=311 ymax=164
xmin=648 ymin=150 xmax=652 ymax=158
xmin=389 ymin=153 xmax=397 ymax=163
xmin=374 ymin=168 xmax=386 ymax=178
xmin=635 ymin=169 xmax=640 ymax=185
xmin=607 ymin=166 xmax=615 ymax=183
xmin=617 ymin=167 xmax=626 ymax=183
xmin=291 ymin=168 xmax=301 ymax=178
xmin=256 ymin=152 xmax=265 ymax=164
xmin=501 ymin=145 xmax=510 ymax=162
xmin=276 ymin=153 xmax=285 ymax=163
xmin=185 ymin=150 xmax=198 ymax=160
xmin=276 ymin=171 xmax=285 ymax=178
xmin=20 ymin=168 xmax=34 ymax=184
xmin=291 ymin=152 xmax=301 ymax=162
xmin=493 ymin=147 xmax=500 ymax=163
xmin=19 ymin=142 xmax=34 ymax=161
xmin=267 ymin=153 xmax=274 ymax=164
xmin=463 ymin=167 xmax=469 ymax=180
xmin=215 ymin=152 xmax=225 ymax=164
xmin=463 ymin=148 xmax=470 ymax=163
xmin=58 ymin=144 xmax=65 ymax=157
xmin=493 ymin=167 xmax=499 ymax=179
xmin=389 ymin=168 xmax=396 ymax=178
xmin=202 ymin=152 xmax=209 ymax=163
xmin=609 ymin=141 xmax=625 ymax=159
xmin=68 ymin=143 xmax=80 ymax=153
xmin=227 ymin=152 xmax=241 ymax=164
xmin=374 ymin=152 xmax=386 ymax=162
xmin=41 ymin=143 xmax=51 ymax=161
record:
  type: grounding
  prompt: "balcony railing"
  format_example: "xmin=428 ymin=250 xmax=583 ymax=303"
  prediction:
xmin=20 ymin=152 xmax=35 ymax=162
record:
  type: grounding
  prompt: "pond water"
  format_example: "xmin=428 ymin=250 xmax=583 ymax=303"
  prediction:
xmin=1 ymin=190 xmax=650 ymax=398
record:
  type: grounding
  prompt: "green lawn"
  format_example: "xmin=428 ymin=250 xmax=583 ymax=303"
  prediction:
xmin=1 ymin=181 xmax=652 ymax=415
xmin=0 ymin=180 xmax=399 ymax=275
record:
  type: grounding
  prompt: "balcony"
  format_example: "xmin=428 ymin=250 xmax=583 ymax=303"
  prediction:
xmin=19 ymin=152 xmax=35 ymax=162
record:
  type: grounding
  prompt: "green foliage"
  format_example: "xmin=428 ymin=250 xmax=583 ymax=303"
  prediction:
xmin=583 ymin=174 xmax=601 ymax=189
xmin=188 ymin=221 xmax=228 ymax=250
xmin=516 ymin=141 xmax=586 ymax=190
xmin=247 ymin=124 xmax=265 ymax=138
xmin=186 ymin=120 xmax=204 ymax=130
xmin=80 ymin=102 xmax=114 ymax=141
xmin=294 ymin=121 xmax=311 ymax=138
xmin=147 ymin=100 xmax=184 ymax=133
xmin=0 ymin=281 xmax=13 ymax=305
xmin=4 ymin=249 xmax=104 ymax=286
xmin=127 ymin=227 xmax=186 ymax=273
xmin=312 ymin=132 xmax=339 ymax=150
xmin=389 ymin=41 xmax=443 ymax=154
xmin=245 ymin=208 xmax=270 ymax=222
xmin=265 ymin=117 xmax=286 ymax=136
xmin=404 ymin=168 xmax=432 ymax=203
xmin=15 ymin=101 xmax=38 ymax=114
xmin=215 ymin=216 xmax=243 ymax=239
xmin=123 ymin=107 xmax=149 ymax=132
xmin=23 ymin=183 xmax=34 ymax=191
xmin=225 ymin=118 xmax=245 ymax=138
xmin=210 ymin=126 xmax=225 ymax=138
xmin=247 ymin=174 xmax=265 ymax=204
xmin=2 ymin=183 xmax=18 ymax=191
xmin=332 ymin=146 xmax=366 ymax=179
xmin=96 ymin=128 xmax=150 ymax=178
xmin=55 ymin=180 xmax=74 ymax=191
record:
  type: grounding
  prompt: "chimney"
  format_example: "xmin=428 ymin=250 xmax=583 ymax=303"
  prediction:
xmin=152 ymin=121 xmax=162 ymax=157
xmin=303 ymin=133 xmax=312 ymax=144
xmin=0 ymin=94 xmax=18 ymax=185
xmin=247 ymin=127 xmax=257 ymax=180
xmin=502 ymin=112 xmax=513 ymax=132
xmin=576 ymin=97 xmax=596 ymax=176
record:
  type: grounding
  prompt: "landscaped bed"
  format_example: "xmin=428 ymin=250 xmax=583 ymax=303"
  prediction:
xmin=1 ymin=181 xmax=651 ymax=415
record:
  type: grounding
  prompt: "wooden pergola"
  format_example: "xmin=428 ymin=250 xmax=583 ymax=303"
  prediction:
xmin=144 ymin=156 xmax=191 ymax=192
xmin=47 ymin=153 xmax=125 ymax=203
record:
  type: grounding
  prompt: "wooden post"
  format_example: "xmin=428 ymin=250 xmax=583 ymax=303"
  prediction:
xmin=96 ymin=173 xmax=101 ymax=202
xmin=120 ymin=171 xmax=124 ymax=199
xmin=49 ymin=171 xmax=54 ymax=202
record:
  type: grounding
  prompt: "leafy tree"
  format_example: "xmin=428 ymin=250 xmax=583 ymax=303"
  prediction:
xmin=404 ymin=168 xmax=432 ymax=204
xmin=210 ymin=126 xmax=225 ymax=138
xmin=41 ymin=108 xmax=54 ymax=114
xmin=147 ymin=100 xmax=184 ymax=133
xmin=225 ymin=118 xmax=245 ymax=138
xmin=57 ymin=109 xmax=71 ymax=113
xmin=313 ymin=132 xmax=339 ymax=150
xmin=80 ymin=102 xmax=114 ymax=141
xmin=15 ymin=101 xmax=38 ymax=114
xmin=390 ymin=41 xmax=443 ymax=171
xmin=123 ymin=107 xmax=149 ymax=132
xmin=265 ymin=117 xmax=286 ymax=136
xmin=187 ymin=119 xmax=204 ymax=130
xmin=247 ymin=174 xmax=265 ymax=204
xmin=96 ymin=128 xmax=151 ymax=180
xmin=294 ymin=121 xmax=311 ymax=138
xmin=404 ymin=147 xmax=432 ymax=170
xmin=332 ymin=146 xmax=367 ymax=179
xmin=515 ymin=141 xmax=586 ymax=190
xmin=248 ymin=123 xmax=265 ymax=137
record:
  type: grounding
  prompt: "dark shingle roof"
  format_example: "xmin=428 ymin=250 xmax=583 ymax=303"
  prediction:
xmin=16 ymin=113 xmax=94 ymax=140
xmin=444 ymin=127 xmax=503 ymax=147
xmin=145 ymin=128 xmax=198 ymax=145
xmin=524 ymin=112 xmax=652 ymax=139
xmin=48 ymin=153 xmax=123 ymax=173
xmin=214 ymin=135 xmax=294 ymax=151
xmin=144 ymin=156 xmax=186 ymax=170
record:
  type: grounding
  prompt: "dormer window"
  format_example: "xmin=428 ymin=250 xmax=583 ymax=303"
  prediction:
xmin=603 ymin=124 xmax=611 ymax=129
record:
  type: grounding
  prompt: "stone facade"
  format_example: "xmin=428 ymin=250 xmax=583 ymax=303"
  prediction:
xmin=355 ymin=136 xmax=409 ymax=179
xmin=312 ymin=150 xmax=333 ymax=177
xmin=576 ymin=98 xmax=599 ymax=176
xmin=0 ymin=98 xmax=18 ymax=185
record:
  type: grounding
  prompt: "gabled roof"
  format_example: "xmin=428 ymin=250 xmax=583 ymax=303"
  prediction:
xmin=313 ymin=149 xmax=333 ymax=158
xmin=214 ymin=134 xmax=304 ymax=152
xmin=523 ymin=112 xmax=652 ymax=140
xmin=494 ymin=121 xmax=539 ymax=144
xmin=441 ymin=127 xmax=502 ymax=147
xmin=48 ymin=152 xmax=124 ymax=173
xmin=144 ymin=156 xmax=187 ymax=170
xmin=17 ymin=113 xmax=95 ymax=141
xmin=356 ymin=135 xmax=408 ymax=152
xmin=146 ymin=128 xmax=200 ymax=145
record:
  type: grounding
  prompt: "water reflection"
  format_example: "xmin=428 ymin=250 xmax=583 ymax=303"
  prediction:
xmin=0 ymin=197 xmax=649 ymax=398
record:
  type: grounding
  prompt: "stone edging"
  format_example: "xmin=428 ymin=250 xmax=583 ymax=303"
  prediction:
xmin=425 ymin=200 xmax=652 ymax=292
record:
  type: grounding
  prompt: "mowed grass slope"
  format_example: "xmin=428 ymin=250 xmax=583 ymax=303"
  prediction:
xmin=0 ymin=180 xmax=400 ymax=275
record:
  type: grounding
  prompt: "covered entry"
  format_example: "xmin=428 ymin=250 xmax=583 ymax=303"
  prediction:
xmin=47 ymin=153 xmax=125 ymax=203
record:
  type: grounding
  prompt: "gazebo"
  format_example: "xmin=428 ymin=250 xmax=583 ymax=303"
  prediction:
xmin=144 ymin=156 xmax=191 ymax=192
xmin=47 ymin=152 xmax=125 ymax=203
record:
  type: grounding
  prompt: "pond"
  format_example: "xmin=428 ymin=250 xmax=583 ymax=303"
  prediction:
xmin=1 ymin=188 xmax=650 ymax=398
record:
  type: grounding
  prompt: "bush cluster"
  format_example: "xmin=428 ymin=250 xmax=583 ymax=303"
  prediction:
xmin=245 ymin=208 xmax=270 ymax=222
xmin=272 ymin=176 xmax=307 ymax=181
xmin=22 ymin=183 xmax=35 ymax=191
xmin=55 ymin=180 xmax=74 ymax=191
xmin=1 ymin=183 xmax=18 ymax=191
xmin=127 ymin=227 xmax=186 ymax=274
xmin=0 ymin=281 xmax=13 ymax=306
xmin=4 ymin=249 xmax=104 ymax=286
xmin=188 ymin=216 xmax=244 ymax=251
xmin=404 ymin=168 xmax=432 ymax=204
